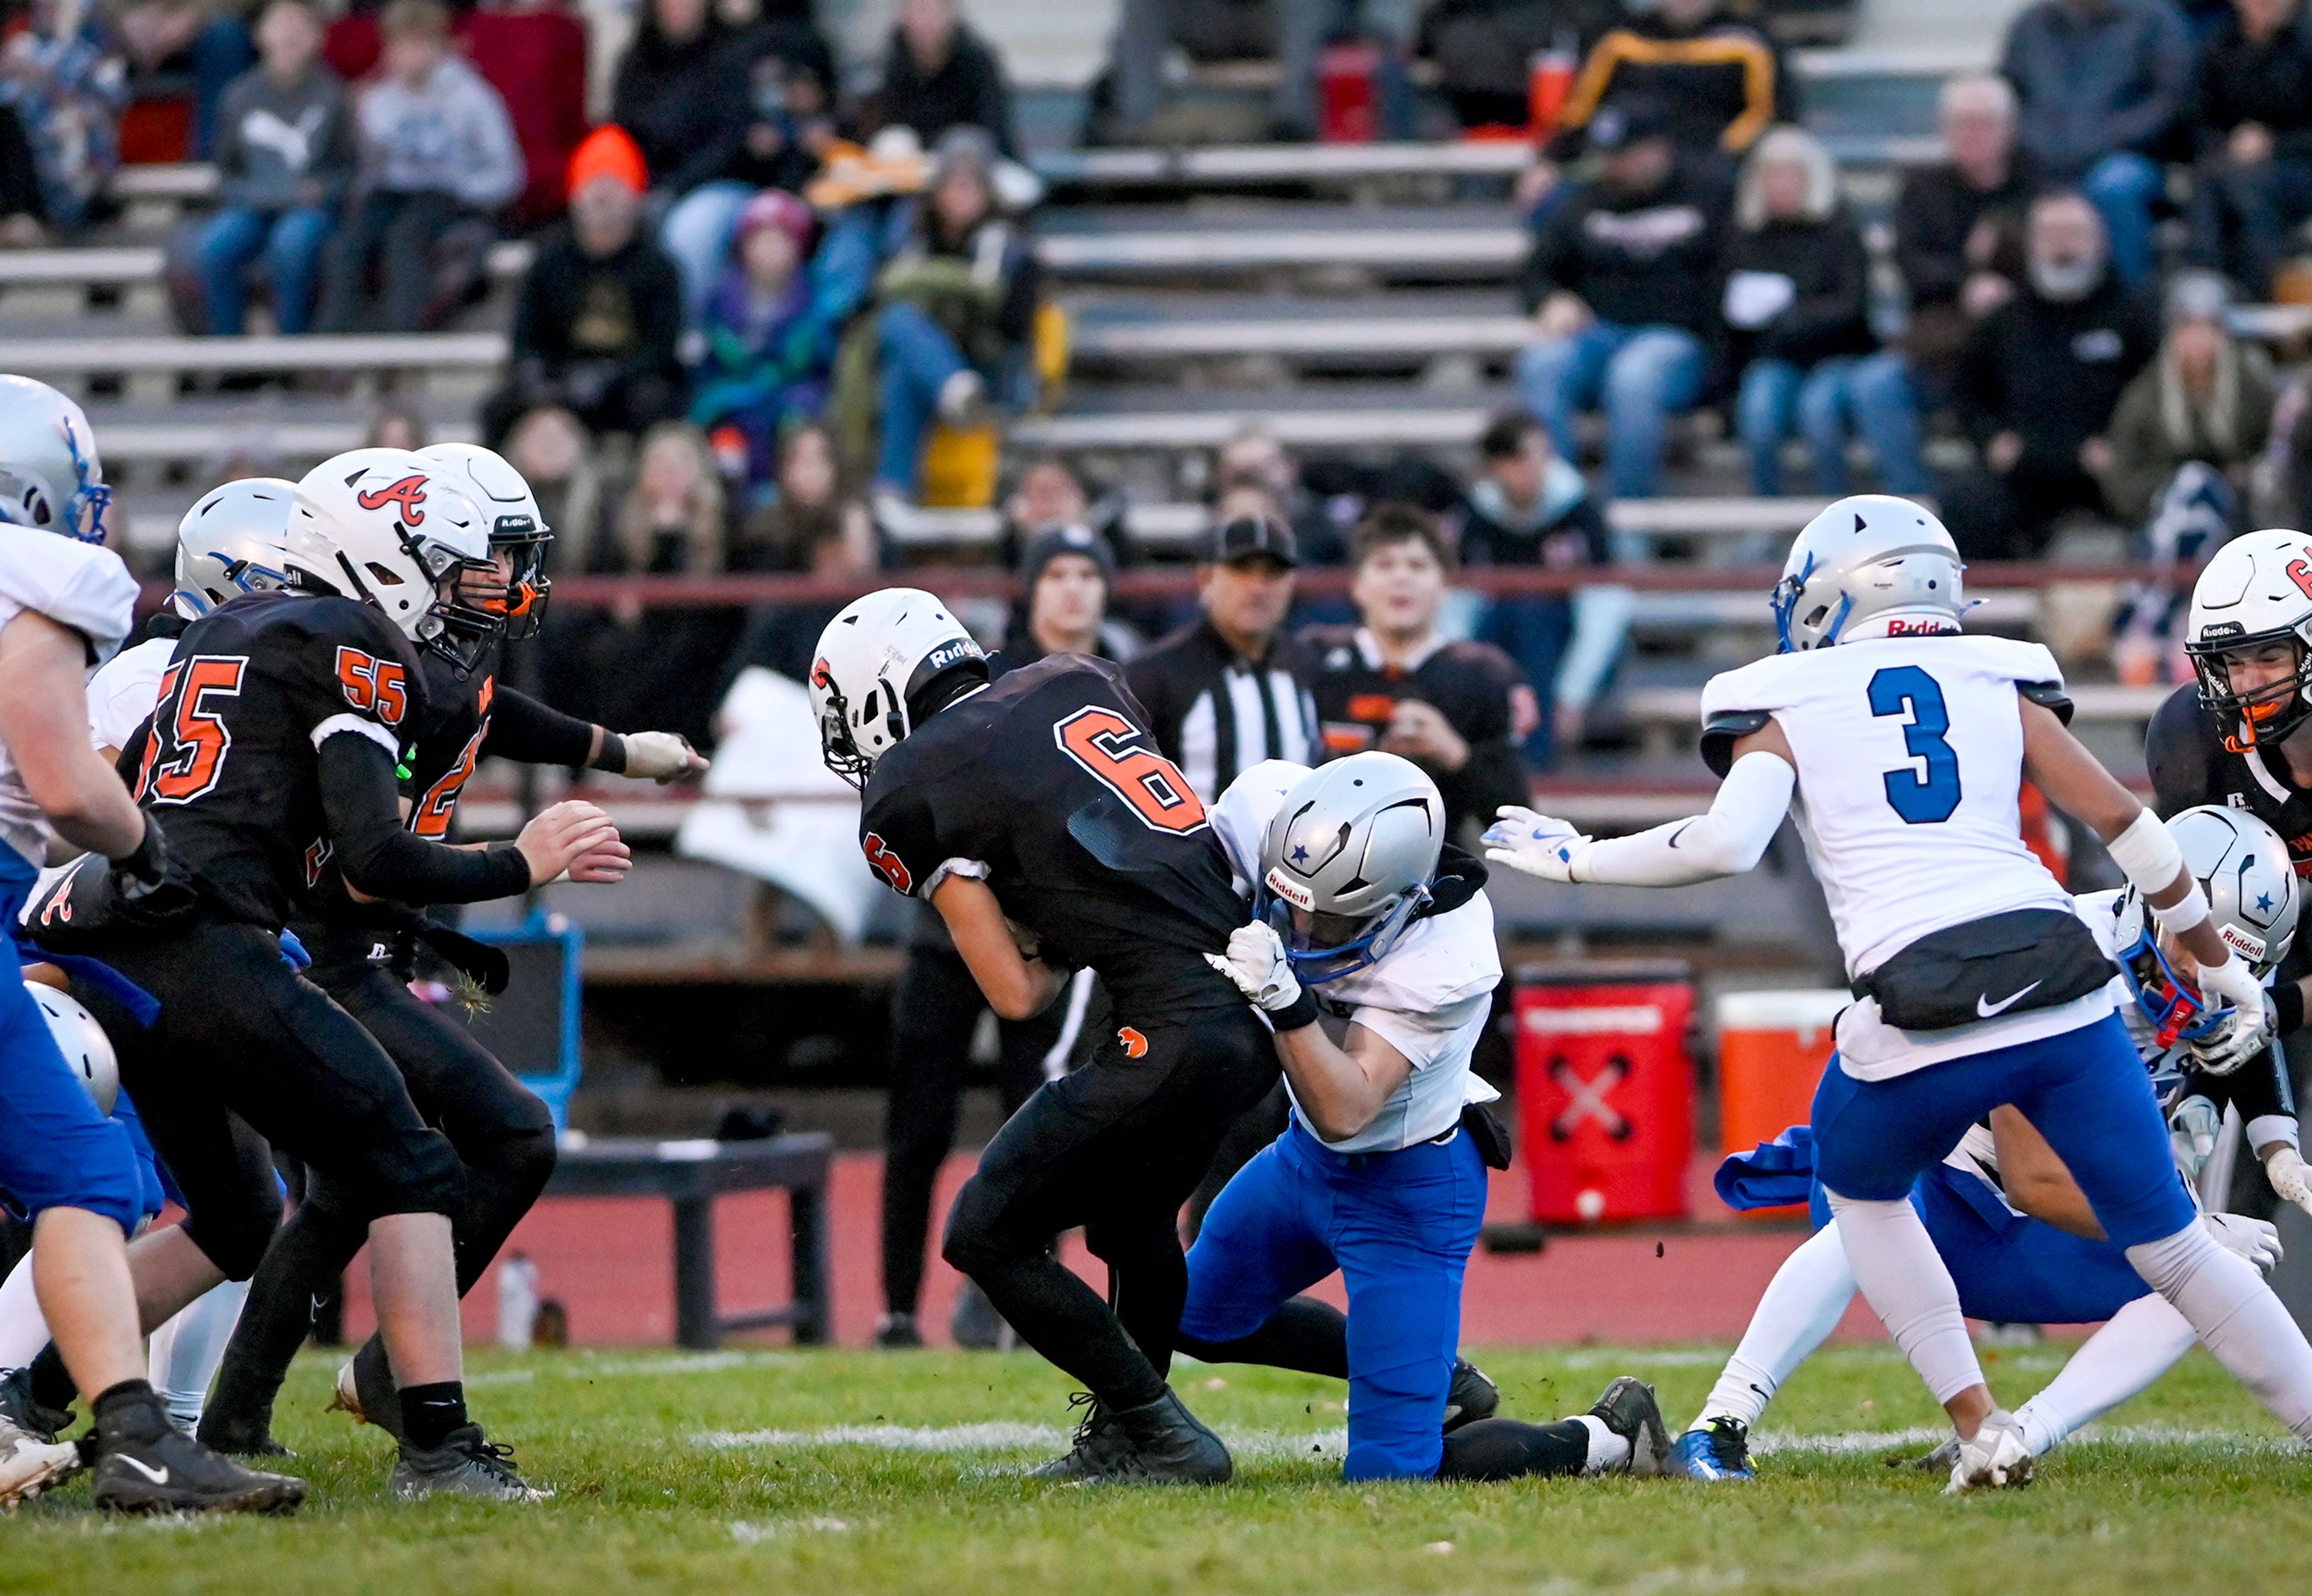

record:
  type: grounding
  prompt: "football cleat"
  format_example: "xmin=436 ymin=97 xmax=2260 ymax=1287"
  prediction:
xmin=1028 ymin=1389 xmax=1232 ymax=1486
xmin=873 ymin=1312 xmax=925 ymax=1350
xmin=328 ymin=1359 xmax=367 ymax=1424
xmin=331 ymin=1342 xmax=403 ymax=1440
xmin=0 ymin=1413 xmax=80 ymax=1507
xmin=1945 ymin=1409 xmax=2034 ymax=1494
xmin=1442 ymin=1359 xmax=1499 ymax=1433
xmin=0 ymin=1366 xmax=73 ymax=1444
xmin=90 ymin=1419 xmax=305 ymax=1515
xmin=390 ymin=1426 xmax=550 ymax=1503
xmin=1672 ymin=1417 xmax=1754 ymax=1482
xmin=1590 ymin=1376 xmax=1672 ymax=1478
xmin=196 ymin=1416 xmax=296 ymax=1460
xmin=1894 ymin=1438 xmax=1961 ymax=1473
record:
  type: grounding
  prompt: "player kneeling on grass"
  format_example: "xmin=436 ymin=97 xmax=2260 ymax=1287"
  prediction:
xmin=1675 ymin=804 xmax=2302 ymax=1482
xmin=1485 ymin=494 xmax=2312 ymax=1492
xmin=1187 ymin=753 xmax=1671 ymax=1482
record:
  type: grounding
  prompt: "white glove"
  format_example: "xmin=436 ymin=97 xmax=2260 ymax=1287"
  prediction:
xmin=2205 ymin=1212 xmax=2285 ymax=1275
xmin=2190 ymin=952 xmax=2270 ymax=1075
xmin=1482 ymin=806 xmax=1593 ymax=885
xmin=2169 ymin=1095 xmax=2221 ymax=1184
xmin=620 ymin=730 xmax=707 ymax=783
xmin=1204 ymin=922 xmax=1301 ymax=1013
xmin=2265 ymin=1145 xmax=2312 ymax=1222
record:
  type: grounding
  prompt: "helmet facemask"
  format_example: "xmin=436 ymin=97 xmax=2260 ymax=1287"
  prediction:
xmin=313 ymin=517 xmax=506 ymax=678
xmin=468 ymin=515 xmax=553 ymax=642
xmin=1255 ymin=878 xmax=1434 ymax=985
xmin=2115 ymin=915 xmax=2234 ymax=1052
xmin=2187 ymin=628 xmax=2312 ymax=752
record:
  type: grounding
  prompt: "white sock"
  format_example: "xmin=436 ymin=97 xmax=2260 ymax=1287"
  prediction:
xmin=146 ymin=1280 xmax=249 ymax=1428
xmin=1574 ymin=1414 xmax=1630 ymax=1473
xmin=2127 ymin=1222 xmax=2312 ymax=1441
xmin=2014 ymin=1292 xmax=2196 ymax=1456
xmin=1690 ymin=1223 xmax=1857 ymax=1432
xmin=0 ymin=1253 xmax=49 ymax=1369
xmin=1823 ymin=1189 xmax=1985 ymax=1406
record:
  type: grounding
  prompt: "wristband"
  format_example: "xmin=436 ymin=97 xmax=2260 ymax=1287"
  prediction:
xmin=592 ymin=730 xmax=627 ymax=775
xmin=1271 ymin=987 xmax=1322 ymax=1033
xmin=2149 ymin=878 xmax=2210 ymax=937
xmin=2108 ymin=808 xmax=2186 ymax=895
xmin=2275 ymin=980 xmax=2306 ymax=1040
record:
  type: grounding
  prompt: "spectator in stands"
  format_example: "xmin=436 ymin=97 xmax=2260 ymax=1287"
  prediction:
xmin=193 ymin=0 xmax=353 ymax=337
xmin=612 ymin=421 xmax=729 ymax=573
xmin=2095 ymin=269 xmax=2277 ymax=529
xmin=842 ymin=126 xmax=1039 ymax=506
xmin=729 ymin=421 xmax=878 ymax=575
xmin=1101 ymin=0 xmax=1275 ymax=144
xmin=1003 ymin=522 xmax=1137 ymax=662
xmin=1892 ymin=74 xmax=2036 ymax=403
xmin=689 ymin=191 xmax=831 ymax=493
xmin=363 ymin=399 xmax=425 ymax=450
xmin=1515 ymin=96 xmax=1730 ymax=502
xmin=113 ymin=0 xmax=255 ymax=160
xmin=1304 ymin=504 xmax=1530 ymax=840
xmin=1724 ymin=126 xmax=1929 ymax=497
xmin=612 ymin=0 xmax=744 ymax=203
xmin=2184 ymin=0 xmax=2312 ymax=298
xmin=1537 ymin=0 xmax=1789 ymax=186
xmin=1459 ymin=409 xmax=1613 ymax=767
xmin=1418 ymin=0 xmax=1620 ymax=132
xmin=1944 ymin=189 xmax=2159 ymax=558
xmin=505 ymin=404 xmax=603 ymax=561
xmin=1001 ymin=453 xmax=1130 ymax=568
xmin=1213 ymin=423 xmax=1346 ymax=566
xmin=0 ymin=0 xmax=128 ymax=235
xmin=482 ymin=125 xmax=686 ymax=444
xmin=315 ymin=0 xmax=521 ymax=332
xmin=0 ymin=105 xmax=46 ymax=249
xmin=2000 ymin=0 xmax=2192 ymax=285
xmin=873 ymin=0 xmax=1015 ymax=157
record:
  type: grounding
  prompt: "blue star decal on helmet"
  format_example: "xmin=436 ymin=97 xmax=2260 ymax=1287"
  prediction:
xmin=2258 ymin=890 xmax=2276 ymax=913
xmin=1290 ymin=843 xmax=1309 ymax=864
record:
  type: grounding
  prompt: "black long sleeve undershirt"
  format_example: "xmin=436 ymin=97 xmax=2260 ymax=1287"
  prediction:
xmin=317 ymin=733 xmax=532 ymax=904
xmin=485 ymin=686 xmax=601 ymax=769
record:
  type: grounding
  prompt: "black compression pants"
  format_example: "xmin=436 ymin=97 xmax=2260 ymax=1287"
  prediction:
xmin=881 ymin=943 xmax=1071 ymax=1317
xmin=205 ymin=936 xmax=556 ymax=1438
xmin=941 ymin=1003 xmax=1277 ymax=1411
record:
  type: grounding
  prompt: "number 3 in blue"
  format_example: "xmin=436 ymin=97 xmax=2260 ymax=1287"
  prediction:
xmin=1868 ymin=665 xmax=1962 ymax=824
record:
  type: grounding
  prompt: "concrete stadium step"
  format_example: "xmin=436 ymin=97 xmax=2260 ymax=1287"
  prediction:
xmin=70 ymin=397 xmax=480 ymax=477
xmin=1037 ymin=202 xmax=1525 ymax=278
xmin=2 ymin=331 xmax=506 ymax=405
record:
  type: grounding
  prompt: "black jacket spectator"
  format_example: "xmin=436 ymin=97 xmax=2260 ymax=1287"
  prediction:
xmin=2000 ymin=0 xmax=2192 ymax=177
xmin=1519 ymin=154 xmax=1731 ymax=337
xmin=484 ymin=223 xmax=686 ymax=442
xmin=1956 ymin=273 xmax=2158 ymax=483
xmin=1893 ymin=159 xmax=2036 ymax=317
xmin=611 ymin=5 xmax=746 ymax=197
xmin=1546 ymin=2 xmax=1794 ymax=166
xmin=2191 ymin=7 xmax=2312 ymax=161
xmin=1301 ymin=626 xmax=1530 ymax=840
xmin=876 ymin=9 xmax=1016 ymax=156
xmin=1721 ymin=209 xmax=1874 ymax=381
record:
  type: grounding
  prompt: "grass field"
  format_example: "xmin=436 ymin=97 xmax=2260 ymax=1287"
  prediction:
xmin=7 ymin=1342 xmax=2310 ymax=1594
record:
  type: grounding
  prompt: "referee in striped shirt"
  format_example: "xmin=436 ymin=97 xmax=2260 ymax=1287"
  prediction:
xmin=1125 ymin=515 xmax=1321 ymax=803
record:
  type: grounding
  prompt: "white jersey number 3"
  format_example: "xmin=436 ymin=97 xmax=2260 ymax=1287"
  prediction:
xmin=1869 ymin=666 xmax=1962 ymax=824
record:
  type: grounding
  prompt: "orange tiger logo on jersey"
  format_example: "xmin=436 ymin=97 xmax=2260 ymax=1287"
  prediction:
xmin=1117 ymin=1026 xmax=1149 ymax=1059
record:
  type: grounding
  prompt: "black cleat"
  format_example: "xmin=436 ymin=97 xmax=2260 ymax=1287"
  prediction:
xmin=195 ymin=1416 xmax=296 ymax=1460
xmin=1443 ymin=1359 xmax=1499 ymax=1434
xmin=1590 ymin=1376 xmax=1673 ymax=1478
xmin=0 ymin=1366 xmax=73 ymax=1444
xmin=1028 ymin=1389 xmax=1232 ymax=1486
xmin=873 ymin=1312 xmax=925 ymax=1350
xmin=90 ymin=1414 xmax=305 ymax=1515
xmin=390 ymin=1425 xmax=550 ymax=1502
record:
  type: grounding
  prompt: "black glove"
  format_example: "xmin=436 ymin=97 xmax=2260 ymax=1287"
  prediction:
xmin=111 ymin=814 xmax=200 ymax=921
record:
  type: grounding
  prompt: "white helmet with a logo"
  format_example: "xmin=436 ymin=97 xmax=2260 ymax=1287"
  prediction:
xmin=2185 ymin=529 xmax=2312 ymax=751
xmin=0 ymin=374 xmax=110 ymax=543
xmin=418 ymin=442 xmax=552 ymax=639
xmin=810 ymin=587 xmax=988 ymax=788
xmin=2114 ymin=805 xmax=2301 ymax=1066
xmin=174 ymin=477 xmax=296 ymax=618
xmin=1771 ymin=494 xmax=1966 ymax=653
xmin=284 ymin=449 xmax=499 ymax=674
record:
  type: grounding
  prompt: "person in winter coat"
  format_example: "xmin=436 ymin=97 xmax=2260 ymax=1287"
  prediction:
xmin=610 ymin=0 xmax=746 ymax=203
xmin=1723 ymin=126 xmax=1929 ymax=498
xmin=689 ymin=190 xmax=832 ymax=491
xmin=2184 ymin=0 xmax=2312 ymax=298
xmin=872 ymin=0 xmax=1015 ymax=157
xmin=2095 ymin=270 xmax=2279 ymax=528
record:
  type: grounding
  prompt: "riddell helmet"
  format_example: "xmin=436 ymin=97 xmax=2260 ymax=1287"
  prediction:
xmin=2113 ymin=806 xmax=2301 ymax=1057
xmin=284 ymin=449 xmax=500 ymax=675
xmin=27 ymin=983 xmax=117 ymax=1115
xmin=2184 ymin=529 xmax=2312 ymax=751
xmin=418 ymin=442 xmax=552 ymax=640
xmin=1771 ymin=495 xmax=1966 ymax=653
xmin=0 ymin=374 xmax=109 ymax=543
xmin=1256 ymin=752 xmax=1443 ymax=984
xmin=810 ymin=587 xmax=989 ymax=789
xmin=173 ymin=477 xmax=295 ymax=619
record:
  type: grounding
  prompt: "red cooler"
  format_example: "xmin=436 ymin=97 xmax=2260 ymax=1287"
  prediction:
xmin=1515 ymin=963 xmax=1694 ymax=1224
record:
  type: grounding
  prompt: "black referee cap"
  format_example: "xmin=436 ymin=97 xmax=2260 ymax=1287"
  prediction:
xmin=1206 ymin=514 xmax=1298 ymax=569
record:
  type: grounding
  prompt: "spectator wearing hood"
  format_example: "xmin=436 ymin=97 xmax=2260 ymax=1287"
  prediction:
xmin=689 ymin=190 xmax=831 ymax=491
xmin=1944 ymin=189 xmax=2160 ymax=558
xmin=873 ymin=0 xmax=1016 ymax=157
xmin=1515 ymin=96 xmax=1732 ymax=503
xmin=482 ymin=126 xmax=686 ymax=443
xmin=315 ymin=0 xmax=522 ymax=332
xmin=1723 ymin=126 xmax=1929 ymax=498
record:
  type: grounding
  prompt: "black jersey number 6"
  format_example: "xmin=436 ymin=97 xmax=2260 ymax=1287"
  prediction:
xmin=1053 ymin=706 xmax=1208 ymax=834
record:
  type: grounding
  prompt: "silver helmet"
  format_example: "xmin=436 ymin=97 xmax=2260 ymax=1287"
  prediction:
xmin=2115 ymin=805 xmax=2301 ymax=1055
xmin=1772 ymin=494 xmax=1966 ymax=652
xmin=173 ymin=477 xmax=296 ymax=619
xmin=26 ymin=982 xmax=117 ymax=1115
xmin=1256 ymin=752 xmax=1443 ymax=983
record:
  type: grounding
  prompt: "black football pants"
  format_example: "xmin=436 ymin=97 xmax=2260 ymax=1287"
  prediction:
xmin=941 ymin=1002 xmax=1277 ymax=1412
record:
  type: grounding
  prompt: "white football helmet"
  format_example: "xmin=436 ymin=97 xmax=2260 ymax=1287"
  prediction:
xmin=810 ymin=587 xmax=989 ymax=788
xmin=1257 ymin=752 xmax=1443 ymax=983
xmin=0 ymin=374 xmax=110 ymax=543
xmin=173 ymin=477 xmax=296 ymax=619
xmin=1772 ymin=494 xmax=1966 ymax=652
xmin=284 ymin=449 xmax=499 ymax=674
xmin=417 ymin=442 xmax=552 ymax=639
xmin=2184 ymin=529 xmax=2312 ymax=751
xmin=2114 ymin=806 xmax=2301 ymax=1060
xmin=27 ymin=983 xmax=117 ymax=1115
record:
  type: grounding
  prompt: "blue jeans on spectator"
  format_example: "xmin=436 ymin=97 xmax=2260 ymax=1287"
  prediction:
xmin=2081 ymin=150 xmax=2161 ymax=285
xmin=1514 ymin=321 xmax=1706 ymax=501
xmin=876 ymin=300 xmax=970 ymax=494
xmin=193 ymin=203 xmax=332 ymax=334
xmin=659 ymin=179 xmax=754 ymax=330
xmin=1736 ymin=351 xmax=1933 ymax=497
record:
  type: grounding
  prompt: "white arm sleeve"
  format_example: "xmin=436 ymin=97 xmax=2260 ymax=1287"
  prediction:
xmin=1571 ymin=751 xmax=1796 ymax=887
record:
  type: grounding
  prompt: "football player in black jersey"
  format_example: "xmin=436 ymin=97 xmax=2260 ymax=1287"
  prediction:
xmin=196 ymin=443 xmax=704 ymax=1456
xmin=23 ymin=451 xmax=624 ymax=1501
xmin=2146 ymin=527 xmax=2312 ymax=1219
xmin=813 ymin=588 xmax=1276 ymax=1485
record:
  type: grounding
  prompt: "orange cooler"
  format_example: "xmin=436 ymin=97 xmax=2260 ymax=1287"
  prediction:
xmin=1715 ymin=990 xmax=1847 ymax=1219
xmin=1514 ymin=964 xmax=1694 ymax=1225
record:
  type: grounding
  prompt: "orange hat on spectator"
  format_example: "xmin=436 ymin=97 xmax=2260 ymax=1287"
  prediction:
xmin=567 ymin=125 xmax=648 ymax=200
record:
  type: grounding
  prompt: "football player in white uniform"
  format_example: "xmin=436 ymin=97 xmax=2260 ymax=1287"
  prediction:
xmin=1191 ymin=754 xmax=1673 ymax=1482
xmin=1677 ymin=806 xmax=2301 ymax=1481
xmin=1486 ymin=494 xmax=2312 ymax=1489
